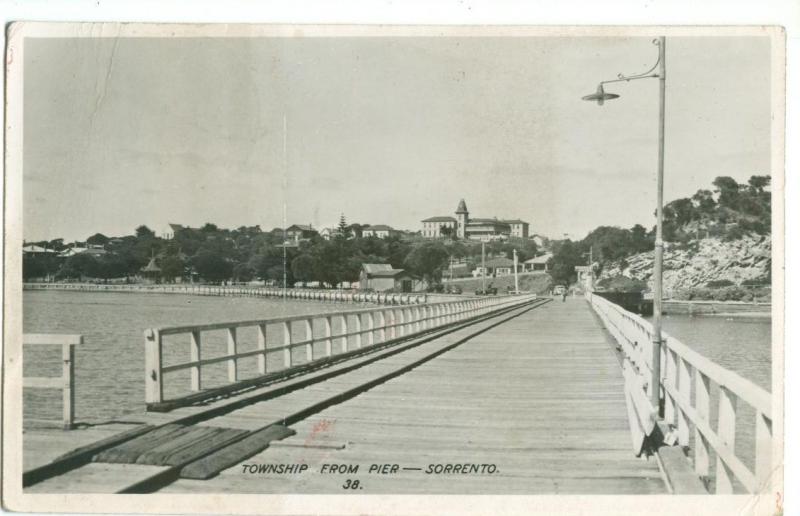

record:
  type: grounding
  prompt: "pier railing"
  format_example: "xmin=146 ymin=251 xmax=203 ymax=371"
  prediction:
xmin=144 ymin=294 xmax=536 ymax=407
xmin=587 ymin=292 xmax=772 ymax=494
xmin=23 ymin=282 xmax=429 ymax=305
xmin=23 ymin=333 xmax=82 ymax=429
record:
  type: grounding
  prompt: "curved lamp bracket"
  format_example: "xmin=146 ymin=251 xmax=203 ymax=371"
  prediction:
xmin=601 ymin=38 xmax=662 ymax=86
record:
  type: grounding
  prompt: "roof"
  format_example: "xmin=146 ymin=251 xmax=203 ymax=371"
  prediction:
xmin=370 ymin=269 xmax=408 ymax=278
xmin=365 ymin=225 xmax=394 ymax=232
xmin=502 ymin=219 xmax=529 ymax=225
xmin=524 ymin=253 xmax=553 ymax=264
xmin=141 ymin=257 xmax=162 ymax=272
xmin=484 ymin=257 xmax=515 ymax=267
xmin=467 ymin=218 xmax=511 ymax=226
xmin=23 ymin=244 xmax=57 ymax=253
xmin=286 ymin=224 xmax=315 ymax=232
xmin=456 ymin=199 xmax=469 ymax=214
xmin=362 ymin=263 xmax=394 ymax=274
xmin=422 ymin=216 xmax=456 ymax=223
xmin=168 ymin=223 xmax=185 ymax=232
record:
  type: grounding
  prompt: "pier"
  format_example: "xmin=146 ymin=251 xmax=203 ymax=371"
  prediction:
xmin=21 ymin=294 xmax=772 ymax=495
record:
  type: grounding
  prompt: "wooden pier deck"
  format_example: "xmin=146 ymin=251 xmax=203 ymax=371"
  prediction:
xmin=23 ymin=297 xmax=666 ymax=494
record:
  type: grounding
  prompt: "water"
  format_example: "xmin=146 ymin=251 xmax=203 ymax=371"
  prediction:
xmin=22 ymin=290 xmax=371 ymax=424
xmin=651 ymin=313 xmax=772 ymax=491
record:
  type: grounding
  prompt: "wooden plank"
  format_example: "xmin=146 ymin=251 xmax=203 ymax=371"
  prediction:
xmin=179 ymin=425 xmax=295 ymax=480
xmin=161 ymin=428 xmax=249 ymax=466
xmin=93 ymin=424 xmax=190 ymax=464
xmin=135 ymin=426 xmax=224 ymax=465
xmin=23 ymin=377 xmax=63 ymax=389
xmin=23 ymin=333 xmax=83 ymax=346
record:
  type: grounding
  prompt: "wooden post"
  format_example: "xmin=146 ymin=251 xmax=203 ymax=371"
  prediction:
xmin=368 ymin=312 xmax=375 ymax=345
xmin=227 ymin=327 xmax=238 ymax=383
xmin=190 ymin=331 xmax=202 ymax=391
xmin=354 ymin=314 xmax=362 ymax=349
xmin=755 ymin=412 xmax=773 ymax=490
xmin=144 ymin=329 xmax=163 ymax=405
xmin=694 ymin=370 xmax=711 ymax=480
xmin=340 ymin=315 xmax=349 ymax=353
xmin=324 ymin=316 xmax=333 ymax=356
xmin=257 ymin=324 xmax=267 ymax=374
xmin=715 ymin=386 xmax=737 ymax=494
xmin=62 ymin=342 xmax=76 ymax=429
xmin=283 ymin=321 xmax=292 ymax=369
xmin=677 ymin=357 xmax=691 ymax=445
xmin=304 ymin=319 xmax=314 ymax=362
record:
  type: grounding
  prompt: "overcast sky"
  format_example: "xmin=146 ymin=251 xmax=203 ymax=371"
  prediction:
xmin=22 ymin=35 xmax=771 ymax=242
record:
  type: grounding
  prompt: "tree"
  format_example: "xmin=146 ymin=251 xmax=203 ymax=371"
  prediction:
xmin=404 ymin=241 xmax=449 ymax=285
xmin=86 ymin=233 xmax=110 ymax=246
xmin=712 ymin=176 xmax=740 ymax=210
xmin=691 ymin=189 xmax=716 ymax=214
xmin=191 ymin=251 xmax=232 ymax=283
xmin=291 ymin=254 xmax=315 ymax=286
xmin=747 ymin=175 xmax=770 ymax=194
xmin=337 ymin=214 xmax=351 ymax=239
xmin=58 ymin=254 xmax=100 ymax=280
xmin=135 ymin=225 xmax=155 ymax=239
xmin=439 ymin=225 xmax=454 ymax=239
xmin=160 ymin=255 xmax=185 ymax=282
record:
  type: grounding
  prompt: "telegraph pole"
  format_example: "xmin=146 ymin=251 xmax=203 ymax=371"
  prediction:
xmin=481 ymin=242 xmax=486 ymax=293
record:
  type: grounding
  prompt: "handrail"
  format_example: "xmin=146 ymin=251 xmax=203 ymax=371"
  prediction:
xmin=23 ymin=282 xmax=432 ymax=305
xmin=586 ymin=292 xmax=772 ymax=494
xmin=144 ymin=294 xmax=537 ymax=408
xmin=23 ymin=333 xmax=83 ymax=429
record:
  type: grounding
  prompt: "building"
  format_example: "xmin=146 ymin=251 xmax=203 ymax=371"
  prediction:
xmin=359 ymin=263 xmax=422 ymax=292
xmin=285 ymin=224 xmax=318 ymax=243
xmin=421 ymin=216 xmax=457 ymax=238
xmin=524 ymin=253 xmax=552 ymax=272
xmin=319 ymin=227 xmax=342 ymax=240
xmin=482 ymin=257 xmax=519 ymax=277
xmin=22 ymin=244 xmax=59 ymax=256
xmin=421 ymin=199 xmax=529 ymax=242
xmin=362 ymin=225 xmax=396 ymax=239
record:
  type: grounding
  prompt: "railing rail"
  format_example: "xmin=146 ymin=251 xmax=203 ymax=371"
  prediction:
xmin=23 ymin=282 xmax=432 ymax=305
xmin=144 ymin=294 xmax=536 ymax=407
xmin=22 ymin=333 xmax=83 ymax=429
xmin=586 ymin=292 xmax=772 ymax=494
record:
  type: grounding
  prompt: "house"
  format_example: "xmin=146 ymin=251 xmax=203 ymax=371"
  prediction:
xmin=524 ymin=253 xmax=552 ymax=272
xmin=482 ymin=257 xmax=518 ymax=277
xmin=362 ymin=225 xmax=396 ymax=239
xmin=319 ymin=227 xmax=340 ymax=240
xmin=421 ymin=199 xmax=530 ymax=242
xmin=285 ymin=224 xmax=318 ymax=242
xmin=59 ymin=243 xmax=107 ymax=258
xmin=503 ymin=219 xmax=530 ymax=239
xmin=359 ymin=263 xmax=422 ymax=292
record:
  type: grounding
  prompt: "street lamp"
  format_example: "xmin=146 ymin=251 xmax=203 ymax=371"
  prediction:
xmin=583 ymin=37 xmax=666 ymax=412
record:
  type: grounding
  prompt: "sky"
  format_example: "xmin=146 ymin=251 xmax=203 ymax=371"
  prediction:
xmin=22 ymin=35 xmax=771 ymax=243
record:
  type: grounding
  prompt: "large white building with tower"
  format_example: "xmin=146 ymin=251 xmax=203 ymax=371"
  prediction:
xmin=421 ymin=199 xmax=530 ymax=241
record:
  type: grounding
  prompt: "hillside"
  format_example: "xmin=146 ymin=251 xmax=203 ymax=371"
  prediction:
xmin=598 ymin=234 xmax=771 ymax=296
xmin=443 ymin=271 xmax=553 ymax=294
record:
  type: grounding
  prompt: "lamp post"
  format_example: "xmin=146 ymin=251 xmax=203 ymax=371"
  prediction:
xmin=583 ymin=37 xmax=666 ymax=411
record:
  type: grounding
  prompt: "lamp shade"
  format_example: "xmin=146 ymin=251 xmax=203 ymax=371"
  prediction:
xmin=582 ymin=84 xmax=620 ymax=106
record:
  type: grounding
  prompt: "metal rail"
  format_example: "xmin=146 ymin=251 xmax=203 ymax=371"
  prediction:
xmin=587 ymin=292 xmax=773 ymax=494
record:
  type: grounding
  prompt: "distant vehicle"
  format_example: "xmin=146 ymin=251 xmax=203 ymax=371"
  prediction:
xmin=553 ymin=285 xmax=566 ymax=296
xmin=446 ymin=285 xmax=463 ymax=294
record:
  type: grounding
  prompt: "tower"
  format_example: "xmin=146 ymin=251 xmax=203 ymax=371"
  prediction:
xmin=455 ymin=199 xmax=469 ymax=239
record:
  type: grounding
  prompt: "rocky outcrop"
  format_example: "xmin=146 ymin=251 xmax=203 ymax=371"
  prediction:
xmin=598 ymin=235 xmax=771 ymax=294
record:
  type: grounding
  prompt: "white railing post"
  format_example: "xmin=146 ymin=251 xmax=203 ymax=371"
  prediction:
xmin=324 ymin=316 xmax=333 ymax=356
xmin=716 ymin=386 xmax=738 ymax=493
xmin=379 ymin=311 xmax=387 ymax=342
xmin=257 ymin=324 xmax=267 ymax=374
xmin=190 ymin=330 xmax=202 ymax=391
xmin=340 ymin=315 xmax=349 ymax=352
xmin=144 ymin=329 xmax=163 ymax=404
xmin=304 ymin=318 xmax=314 ymax=362
xmin=755 ymin=412 xmax=773 ymax=489
xmin=62 ymin=342 xmax=76 ymax=429
xmin=227 ymin=327 xmax=238 ymax=383
xmin=283 ymin=321 xmax=292 ymax=369
xmin=368 ymin=312 xmax=376 ymax=345
xmin=664 ymin=349 xmax=677 ymax=425
xmin=354 ymin=314 xmax=362 ymax=349
xmin=677 ymin=357 xmax=692 ymax=445
xmin=398 ymin=309 xmax=405 ymax=337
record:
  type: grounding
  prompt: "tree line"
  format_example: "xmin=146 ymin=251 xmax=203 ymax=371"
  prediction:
xmin=23 ymin=217 xmax=540 ymax=289
xmin=547 ymin=175 xmax=771 ymax=286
